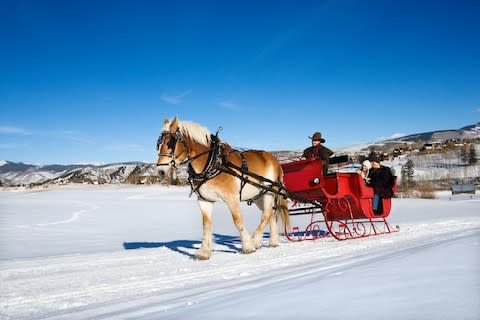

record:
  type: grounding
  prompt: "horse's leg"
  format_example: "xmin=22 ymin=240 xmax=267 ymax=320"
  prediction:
xmin=227 ymin=199 xmax=255 ymax=254
xmin=252 ymin=194 xmax=275 ymax=249
xmin=269 ymin=204 xmax=280 ymax=247
xmin=196 ymin=200 xmax=213 ymax=260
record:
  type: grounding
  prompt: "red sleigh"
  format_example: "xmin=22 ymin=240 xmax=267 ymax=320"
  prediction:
xmin=282 ymin=158 xmax=399 ymax=241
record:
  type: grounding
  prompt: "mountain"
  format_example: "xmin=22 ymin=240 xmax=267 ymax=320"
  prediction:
xmin=388 ymin=123 xmax=480 ymax=143
xmin=0 ymin=161 xmax=162 ymax=187
xmin=334 ymin=123 xmax=480 ymax=155
xmin=2 ymin=123 xmax=479 ymax=187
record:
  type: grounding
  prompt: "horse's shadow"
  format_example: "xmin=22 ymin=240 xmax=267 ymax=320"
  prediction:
xmin=123 ymin=233 xmax=258 ymax=259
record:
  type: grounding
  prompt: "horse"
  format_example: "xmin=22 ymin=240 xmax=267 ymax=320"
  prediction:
xmin=156 ymin=116 xmax=290 ymax=260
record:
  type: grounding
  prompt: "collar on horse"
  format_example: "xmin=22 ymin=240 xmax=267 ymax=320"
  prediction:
xmin=188 ymin=134 xmax=225 ymax=184
xmin=186 ymin=132 xmax=228 ymax=202
xmin=187 ymin=135 xmax=269 ymax=205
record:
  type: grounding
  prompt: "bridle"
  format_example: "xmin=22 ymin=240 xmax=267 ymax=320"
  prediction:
xmin=156 ymin=129 xmax=189 ymax=168
xmin=156 ymin=127 xmax=224 ymax=169
xmin=155 ymin=127 xmax=292 ymax=204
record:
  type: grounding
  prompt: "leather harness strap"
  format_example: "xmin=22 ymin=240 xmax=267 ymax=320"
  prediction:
xmin=158 ymin=130 xmax=322 ymax=210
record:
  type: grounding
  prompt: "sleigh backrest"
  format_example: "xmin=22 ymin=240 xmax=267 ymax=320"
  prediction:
xmin=282 ymin=159 xmax=324 ymax=192
xmin=282 ymin=158 xmax=397 ymax=219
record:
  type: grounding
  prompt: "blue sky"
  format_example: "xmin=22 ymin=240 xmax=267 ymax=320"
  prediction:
xmin=1 ymin=0 xmax=479 ymax=164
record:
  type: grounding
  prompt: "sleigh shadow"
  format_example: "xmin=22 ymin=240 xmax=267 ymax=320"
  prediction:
xmin=123 ymin=233 xmax=268 ymax=259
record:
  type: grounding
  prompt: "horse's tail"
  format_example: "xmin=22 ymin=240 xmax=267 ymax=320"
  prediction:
xmin=274 ymin=167 xmax=290 ymax=234
xmin=275 ymin=194 xmax=290 ymax=235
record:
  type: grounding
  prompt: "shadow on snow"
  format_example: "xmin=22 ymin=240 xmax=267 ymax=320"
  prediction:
xmin=123 ymin=233 xmax=270 ymax=259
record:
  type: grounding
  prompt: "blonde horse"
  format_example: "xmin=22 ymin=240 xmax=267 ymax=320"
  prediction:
xmin=156 ymin=116 xmax=290 ymax=260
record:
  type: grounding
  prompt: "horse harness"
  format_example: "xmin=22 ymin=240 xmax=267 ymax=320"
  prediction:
xmin=186 ymin=134 xmax=225 ymax=201
xmin=157 ymin=129 xmax=321 ymax=209
xmin=186 ymin=134 xmax=276 ymax=204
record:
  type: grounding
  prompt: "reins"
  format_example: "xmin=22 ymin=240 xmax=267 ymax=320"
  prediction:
xmin=189 ymin=134 xmax=323 ymax=209
xmin=220 ymin=158 xmax=322 ymax=208
xmin=157 ymin=128 xmax=323 ymax=210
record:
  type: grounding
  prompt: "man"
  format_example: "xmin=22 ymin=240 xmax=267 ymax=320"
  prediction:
xmin=363 ymin=160 xmax=395 ymax=214
xmin=302 ymin=132 xmax=333 ymax=174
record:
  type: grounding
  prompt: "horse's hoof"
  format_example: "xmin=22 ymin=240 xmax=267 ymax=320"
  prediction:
xmin=196 ymin=250 xmax=211 ymax=260
xmin=196 ymin=254 xmax=211 ymax=260
xmin=242 ymin=247 xmax=256 ymax=254
xmin=253 ymin=239 xmax=263 ymax=250
xmin=269 ymin=242 xmax=279 ymax=248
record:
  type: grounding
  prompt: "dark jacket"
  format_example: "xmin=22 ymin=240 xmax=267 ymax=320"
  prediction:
xmin=367 ymin=166 xmax=395 ymax=198
xmin=302 ymin=144 xmax=333 ymax=161
xmin=302 ymin=144 xmax=333 ymax=174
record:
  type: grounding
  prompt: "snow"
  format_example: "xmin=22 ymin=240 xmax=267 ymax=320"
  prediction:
xmin=1 ymin=170 xmax=61 ymax=186
xmin=1 ymin=185 xmax=479 ymax=319
xmin=0 ymin=162 xmax=158 ymax=186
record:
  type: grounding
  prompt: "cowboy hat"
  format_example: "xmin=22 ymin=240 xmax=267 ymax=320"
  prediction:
xmin=309 ymin=132 xmax=325 ymax=143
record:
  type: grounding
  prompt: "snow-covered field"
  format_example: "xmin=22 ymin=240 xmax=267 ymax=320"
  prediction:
xmin=1 ymin=185 xmax=479 ymax=319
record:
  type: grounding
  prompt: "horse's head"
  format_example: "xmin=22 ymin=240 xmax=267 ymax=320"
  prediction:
xmin=156 ymin=116 xmax=189 ymax=173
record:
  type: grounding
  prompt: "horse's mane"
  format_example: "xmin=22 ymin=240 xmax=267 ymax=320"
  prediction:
xmin=178 ymin=120 xmax=211 ymax=147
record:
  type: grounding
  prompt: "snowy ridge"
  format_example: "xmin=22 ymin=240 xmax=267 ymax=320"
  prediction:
xmin=334 ymin=122 xmax=480 ymax=154
xmin=1 ymin=123 xmax=479 ymax=186
xmin=388 ymin=122 xmax=480 ymax=143
xmin=0 ymin=161 xmax=161 ymax=186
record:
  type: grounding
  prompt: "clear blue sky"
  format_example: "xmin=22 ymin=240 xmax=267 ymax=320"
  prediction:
xmin=1 ymin=0 xmax=479 ymax=164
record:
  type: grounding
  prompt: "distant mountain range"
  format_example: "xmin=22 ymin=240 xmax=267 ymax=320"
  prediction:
xmin=388 ymin=123 xmax=480 ymax=143
xmin=0 ymin=161 xmax=161 ymax=186
xmin=335 ymin=123 xmax=480 ymax=155
xmin=1 ymin=123 xmax=479 ymax=187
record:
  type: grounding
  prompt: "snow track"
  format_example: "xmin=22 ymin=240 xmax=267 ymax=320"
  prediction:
xmin=35 ymin=204 xmax=99 ymax=227
xmin=0 ymin=186 xmax=479 ymax=319
xmin=1 ymin=220 xmax=479 ymax=319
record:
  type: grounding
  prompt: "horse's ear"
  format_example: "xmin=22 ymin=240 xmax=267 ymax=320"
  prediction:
xmin=163 ymin=117 xmax=170 ymax=125
xmin=171 ymin=116 xmax=179 ymax=132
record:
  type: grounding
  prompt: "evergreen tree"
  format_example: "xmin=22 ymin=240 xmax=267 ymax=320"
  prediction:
xmin=468 ymin=144 xmax=477 ymax=165
xmin=401 ymin=159 xmax=415 ymax=189
xmin=459 ymin=144 xmax=469 ymax=163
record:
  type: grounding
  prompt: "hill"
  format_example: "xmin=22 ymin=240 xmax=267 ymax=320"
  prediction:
xmin=1 ymin=123 xmax=479 ymax=187
xmin=334 ymin=122 xmax=480 ymax=155
xmin=389 ymin=123 xmax=480 ymax=142
xmin=0 ymin=161 xmax=161 ymax=187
